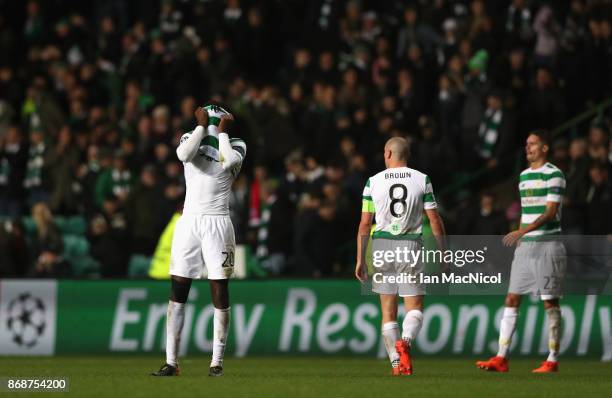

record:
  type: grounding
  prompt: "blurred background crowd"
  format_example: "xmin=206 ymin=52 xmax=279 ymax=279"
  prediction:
xmin=0 ymin=0 xmax=611 ymax=279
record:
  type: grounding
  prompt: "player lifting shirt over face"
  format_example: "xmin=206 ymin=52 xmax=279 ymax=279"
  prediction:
xmin=151 ymin=103 xmax=246 ymax=377
xmin=355 ymin=137 xmax=446 ymax=376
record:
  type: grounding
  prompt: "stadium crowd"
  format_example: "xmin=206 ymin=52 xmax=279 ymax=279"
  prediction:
xmin=0 ymin=0 xmax=611 ymax=278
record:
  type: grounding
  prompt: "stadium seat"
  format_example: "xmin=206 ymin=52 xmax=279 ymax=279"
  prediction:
xmin=60 ymin=234 xmax=101 ymax=277
xmin=69 ymin=255 xmax=101 ymax=277
xmin=22 ymin=216 xmax=37 ymax=236
xmin=62 ymin=234 xmax=90 ymax=257
xmin=54 ymin=217 xmax=68 ymax=233
xmin=65 ymin=216 xmax=87 ymax=235
xmin=128 ymin=255 xmax=153 ymax=278
xmin=19 ymin=216 xmax=87 ymax=236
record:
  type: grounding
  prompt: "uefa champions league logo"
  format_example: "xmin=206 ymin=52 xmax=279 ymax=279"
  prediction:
xmin=5 ymin=292 xmax=47 ymax=348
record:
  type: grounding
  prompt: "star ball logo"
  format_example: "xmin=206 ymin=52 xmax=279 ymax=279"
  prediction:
xmin=6 ymin=292 xmax=47 ymax=348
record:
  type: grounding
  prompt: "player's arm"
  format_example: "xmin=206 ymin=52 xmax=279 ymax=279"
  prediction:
xmin=176 ymin=108 xmax=208 ymax=162
xmin=355 ymin=180 xmax=375 ymax=282
xmin=217 ymin=114 xmax=244 ymax=171
xmin=502 ymin=201 xmax=560 ymax=246
xmin=425 ymin=208 xmax=446 ymax=250
xmin=423 ymin=175 xmax=446 ymax=249
xmin=425 ymin=208 xmax=449 ymax=273
xmin=355 ymin=211 xmax=374 ymax=283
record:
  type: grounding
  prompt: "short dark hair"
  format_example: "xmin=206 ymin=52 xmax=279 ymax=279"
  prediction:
xmin=529 ymin=129 xmax=552 ymax=147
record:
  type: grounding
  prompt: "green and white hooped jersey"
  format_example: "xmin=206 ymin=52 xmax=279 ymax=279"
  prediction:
xmin=519 ymin=162 xmax=565 ymax=239
xmin=362 ymin=167 xmax=437 ymax=239
xmin=179 ymin=128 xmax=246 ymax=216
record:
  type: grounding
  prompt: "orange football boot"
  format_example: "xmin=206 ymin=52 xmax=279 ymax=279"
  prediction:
xmin=532 ymin=361 xmax=558 ymax=373
xmin=475 ymin=356 xmax=509 ymax=372
xmin=395 ymin=340 xmax=413 ymax=375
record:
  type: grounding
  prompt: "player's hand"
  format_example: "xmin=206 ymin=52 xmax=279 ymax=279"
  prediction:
xmin=218 ymin=113 xmax=234 ymax=133
xmin=195 ymin=107 xmax=208 ymax=126
xmin=502 ymin=230 xmax=523 ymax=247
xmin=355 ymin=262 xmax=367 ymax=283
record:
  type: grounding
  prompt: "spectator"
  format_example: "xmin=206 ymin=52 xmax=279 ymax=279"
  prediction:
xmin=532 ymin=5 xmax=560 ymax=66
xmin=24 ymin=0 xmax=44 ymax=45
xmin=0 ymin=219 xmax=29 ymax=276
xmin=229 ymin=174 xmax=249 ymax=244
xmin=315 ymin=50 xmax=339 ymax=85
xmin=434 ymin=73 xmax=463 ymax=144
xmin=470 ymin=192 xmax=509 ymax=235
xmin=87 ymin=195 xmax=129 ymax=277
xmin=29 ymin=202 xmax=70 ymax=277
xmin=585 ymin=162 xmax=611 ymax=234
xmin=461 ymin=49 xmax=490 ymax=155
xmin=254 ymin=179 xmax=293 ymax=275
xmin=523 ymin=67 xmax=566 ymax=131
xmin=564 ymin=137 xmax=589 ymax=234
xmin=493 ymin=47 xmax=529 ymax=105
xmin=94 ymin=151 xmax=132 ymax=208
xmin=46 ymin=126 xmax=80 ymax=214
xmin=505 ymin=0 xmax=533 ymax=46
xmin=583 ymin=17 xmax=611 ymax=103
xmin=588 ymin=122 xmax=609 ymax=159
xmin=74 ymin=146 xmax=110 ymax=215
xmin=23 ymin=129 xmax=50 ymax=207
xmin=125 ymin=165 xmax=162 ymax=255
xmin=294 ymin=193 xmax=339 ymax=278
xmin=413 ymin=116 xmax=456 ymax=187
xmin=474 ymin=90 xmax=516 ymax=170
xmin=0 ymin=126 xmax=28 ymax=217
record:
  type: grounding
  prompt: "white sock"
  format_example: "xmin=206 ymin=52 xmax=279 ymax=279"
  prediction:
xmin=211 ymin=307 xmax=231 ymax=367
xmin=402 ymin=309 xmax=423 ymax=344
xmin=382 ymin=321 xmax=400 ymax=364
xmin=497 ymin=307 xmax=518 ymax=358
xmin=546 ymin=307 xmax=561 ymax=362
xmin=166 ymin=301 xmax=185 ymax=367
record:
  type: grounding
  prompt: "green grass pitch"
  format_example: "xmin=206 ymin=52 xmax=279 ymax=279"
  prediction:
xmin=1 ymin=357 xmax=611 ymax=397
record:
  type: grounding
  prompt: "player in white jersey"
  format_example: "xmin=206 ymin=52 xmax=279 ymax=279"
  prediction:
xmin=355 ymin=137 xmax=446 ymax=376
xmin=152 ymin=104 xmax=246 ymax=377
xmin=477 ymin=129 xmax=567 ymax=374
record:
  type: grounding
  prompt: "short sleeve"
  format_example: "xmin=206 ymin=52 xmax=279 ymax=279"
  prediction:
xmin=230 ymin=138 xmax=247 ymax=162
xmin=362 ymin=178 xmax=375 ymax=213
xmin=546 ymin=171 xmax=566 ymax=203
xmin=423 ymin=175 xmax=437 ymax=210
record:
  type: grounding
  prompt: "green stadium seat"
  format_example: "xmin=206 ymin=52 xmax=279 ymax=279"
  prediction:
xmin=54 ymin=217 xmax=68 ymax=233
xmin=70 ymin=255 xmax=101 ymax=277
xmin=61 ymin=234 xmax=102 ymax=277
xmin=20 ymin=216 xmax=87 ymax=237
xmin=22 ymin=216 xmax=37 ymax=235
xmin=62 ymin=234 xmax=90 ymax=257
xmin=65 ymin=216 xmax=87 ymax=235
xmin=128 ymin=255 xmax=152 ymax=278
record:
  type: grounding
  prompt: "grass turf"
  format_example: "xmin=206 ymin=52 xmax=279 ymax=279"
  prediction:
xmin=1 ymin=357 xmax=610 ymax=398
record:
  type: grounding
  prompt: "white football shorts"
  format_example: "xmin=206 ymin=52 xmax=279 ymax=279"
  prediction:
xmin=508 ymin=240 xmax=567 ymax=300
xmin=170 ymin=214 xmax=235 ymax=280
